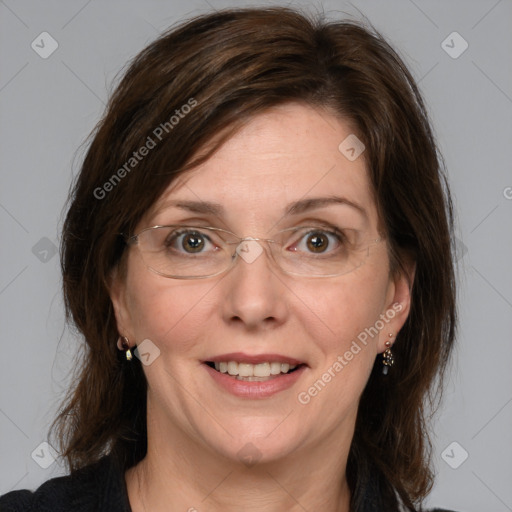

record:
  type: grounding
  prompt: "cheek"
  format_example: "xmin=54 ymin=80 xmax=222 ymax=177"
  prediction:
xmin=294 ymin=271 xmax=390 ymax=422
xmin=297 ymin=268 xmax=391 ymax=359
xmin=125 ymin=266 xmax=211 ymax=353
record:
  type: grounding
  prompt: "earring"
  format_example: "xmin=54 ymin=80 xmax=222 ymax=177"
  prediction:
xmin=117 ymin=336 xmax=133 ymax=361
xmin=382 ymin=334 xmax=394 ymax=375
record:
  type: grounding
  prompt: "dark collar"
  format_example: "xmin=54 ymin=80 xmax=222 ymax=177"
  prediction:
xmin=93 ymin=454 xmax=384 ymax=512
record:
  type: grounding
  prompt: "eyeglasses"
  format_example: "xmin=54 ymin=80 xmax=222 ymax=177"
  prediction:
xmin=125 ymin=225 xmax=385 ymax=279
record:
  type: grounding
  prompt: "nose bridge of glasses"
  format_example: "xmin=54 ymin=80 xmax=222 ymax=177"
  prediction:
xmin=225 ymin=234 xmax=276 ymax=249
xmin=239 ymin=235 xmax=276 ymax=244
xmin=224 ymin=235 xmax=280 ymax=271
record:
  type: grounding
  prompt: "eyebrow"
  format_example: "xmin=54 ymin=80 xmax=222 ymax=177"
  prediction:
xmin=162 ymin=196 xmax=368 ymax=219
xmin=285 ymin=196 xmax=368 ymax=219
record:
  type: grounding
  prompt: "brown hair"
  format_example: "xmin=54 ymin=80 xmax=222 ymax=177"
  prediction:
xmin=51 ymin=6 xmax=457 ymax=511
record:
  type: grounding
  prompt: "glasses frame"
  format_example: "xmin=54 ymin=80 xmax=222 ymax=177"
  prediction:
xmin=124 ymin=224 xmax=385 ymax=280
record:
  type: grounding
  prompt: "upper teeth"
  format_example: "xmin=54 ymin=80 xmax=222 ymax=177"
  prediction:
xmin=213 ymin=361 xmax=298 ymax=377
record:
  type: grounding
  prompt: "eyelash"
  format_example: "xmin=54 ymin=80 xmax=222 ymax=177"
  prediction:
xmin=164 ymin=224 xmax=349 ymax=256
xmin=290 ymin=226 xmax=347 ymax=254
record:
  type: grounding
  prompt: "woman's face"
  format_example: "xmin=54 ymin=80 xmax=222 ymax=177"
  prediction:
xmin=111 ymin=102 xmax=412 ymax=466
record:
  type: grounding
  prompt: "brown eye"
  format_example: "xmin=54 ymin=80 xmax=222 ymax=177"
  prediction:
xmin=165 ymin=229 xmax=212 ymax=254
xmin=306 ymin=232 xmax=330 ymax=253
xmin=181 ymin=233 xmax=205 ymax=253
xmin=287 ymin=227 xmax=345 ymax=256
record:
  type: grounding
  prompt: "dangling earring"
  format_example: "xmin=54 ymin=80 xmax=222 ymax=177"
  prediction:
xmin=117 ymin=336 xmax=133 ymax=361
xmin=382 ymin=334 xmax=394 ymax=375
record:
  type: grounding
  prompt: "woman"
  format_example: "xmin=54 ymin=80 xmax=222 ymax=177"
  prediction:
xmin=0 ymin=6 xmax=459 ymax=512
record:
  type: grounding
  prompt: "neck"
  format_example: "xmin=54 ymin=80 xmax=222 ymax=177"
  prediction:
xmin=128 ymin=451 xmax=351 ymax=512
xmin=127 ymin=442 xmax=352 ymax=511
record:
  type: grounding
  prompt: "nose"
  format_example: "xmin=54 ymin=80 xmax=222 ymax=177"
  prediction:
xmin=220 ymin=239 xmax=288 ymax=331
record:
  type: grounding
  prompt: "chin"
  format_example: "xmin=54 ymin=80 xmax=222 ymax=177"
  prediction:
xmin=197 ymin=416 xmax=307 ymax=467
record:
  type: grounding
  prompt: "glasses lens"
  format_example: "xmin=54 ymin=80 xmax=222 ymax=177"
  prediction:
xmin=133 ymin=225 xmax=382 ymax=279
xmin=136 ymin=226 xmax=234 ymax=278
xmin=272 ymin=227 xmax=379 ymax=277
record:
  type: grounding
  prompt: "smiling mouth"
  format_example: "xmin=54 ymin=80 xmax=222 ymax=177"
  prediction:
xmin=204 ymin=361 xmax=305 ymax=381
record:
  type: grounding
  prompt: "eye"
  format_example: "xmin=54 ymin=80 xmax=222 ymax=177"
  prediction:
xmin=164 ymin=228 xmax=216 ymax=254
xmin=289 ymin=228 xmax=345 ymax=255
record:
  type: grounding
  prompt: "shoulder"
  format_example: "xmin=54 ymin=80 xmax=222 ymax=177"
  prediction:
xmin=358 ymin=462 xmax=462 ymax=512
xmin=0 ymin=455 xmax=131 ymax=512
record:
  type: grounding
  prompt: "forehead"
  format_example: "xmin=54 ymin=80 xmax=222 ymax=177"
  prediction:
xmin=146 ymin=102 xmax=378 ymax=230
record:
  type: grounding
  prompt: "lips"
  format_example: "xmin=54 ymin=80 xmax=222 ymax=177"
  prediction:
xmin=203 ymin=362 xmax=307 ymax=398
xmin=201 ymin=352 xmax=308 ymax=398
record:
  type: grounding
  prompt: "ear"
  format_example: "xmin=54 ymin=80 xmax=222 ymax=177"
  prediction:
xmin=108 ymin=265 xmax=135 ymax=343
xmin=378 ymin=256 xmax=416 ymax=353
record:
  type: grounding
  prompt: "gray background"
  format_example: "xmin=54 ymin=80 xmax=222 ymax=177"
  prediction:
xmin=1 ymin=1 xmax=511 ymax=510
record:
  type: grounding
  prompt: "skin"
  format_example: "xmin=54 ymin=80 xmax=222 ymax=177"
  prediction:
xmin=110 ymin=102 xmax=414 ymax=512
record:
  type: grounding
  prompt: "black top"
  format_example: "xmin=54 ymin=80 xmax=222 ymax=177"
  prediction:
xmin=0 ymin=456 xmax=130 ymax=512
xmin=0 ymin=455 xmax=459 ymax=511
